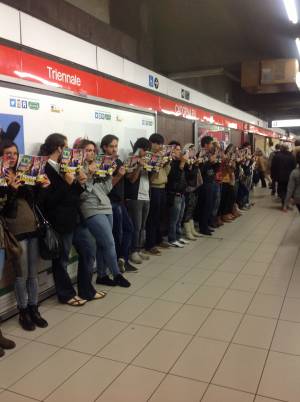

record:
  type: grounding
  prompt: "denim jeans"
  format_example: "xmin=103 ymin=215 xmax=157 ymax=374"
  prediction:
xmin=52 ymin=232 xmax=77 ymax=303
xmin=145 ymin=188 xmax=166 ymax=250
xmin=111 ymin=202 xmax=134 ymax=262
xmin=168 ymin=195 xmax=185 ymax=242
xmin=15 ymin=237 xmax=40 ymax=309
xmin=85 ymin=213 xmax=120 ymax=278
xmin=72 ymin=224 xmax=97 ymax=300
xmin=126 ymin=200 xmax=150 ymax=252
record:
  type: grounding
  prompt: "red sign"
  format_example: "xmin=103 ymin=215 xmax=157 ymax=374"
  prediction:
xmin=0 ymin=44 xmax=280 ymax=138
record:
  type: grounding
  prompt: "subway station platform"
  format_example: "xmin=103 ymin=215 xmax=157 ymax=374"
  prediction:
xmin=0 ymin=189 xmax=299 ymax=402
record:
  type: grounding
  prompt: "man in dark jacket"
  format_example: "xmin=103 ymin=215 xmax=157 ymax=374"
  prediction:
xmin=166 ymin=141 xmax=189 ymax=247
xmin=271 ymin=144 xmax=296 ymax=208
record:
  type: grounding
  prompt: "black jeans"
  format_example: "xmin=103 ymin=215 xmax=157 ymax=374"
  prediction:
xmin=52 ymin=228 xmax=97 ymax=303
xmin=278 ymin=182 xmax=288 ymax=207
xmin=52 ymin=232 xmax=76 ymax=303
xmin=111 ymin=202 xmax=134 ymax=262
xmin=220 ymin=183 xmax=235 ymax=216
xmin=197 ymin=183 xmax=214 ymax=232
xmin=72 ymin=225 xmax=97 ymax=300
xmin=145 ymin=188 xmax=166 ymax=250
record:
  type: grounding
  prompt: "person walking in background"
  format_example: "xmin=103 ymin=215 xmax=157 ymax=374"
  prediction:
xmin=283 ymin=152 xmax=300 ymax=213
xmin=125 ymin=137 xmax=151 ymax=264
xmin=255 ymin=149 xmax=268 ymax=188
xmin=145 ymin=133 xmax=171 ymax=255
xmin=271 ymin=144 xmax=296 ymax=208
xmin=269 ymin=144 xmax=281 ymax=196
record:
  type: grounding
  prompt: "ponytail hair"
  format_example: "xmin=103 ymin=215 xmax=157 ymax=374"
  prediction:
xmin=39 ymin=133 xmax=66 ymax=156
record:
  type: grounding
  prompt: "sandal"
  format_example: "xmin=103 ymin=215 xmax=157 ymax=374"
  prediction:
xmin=66 ymin=297 xmax=87 ymax=307
xmin=93 ymin=291 xmax=107 ymax=300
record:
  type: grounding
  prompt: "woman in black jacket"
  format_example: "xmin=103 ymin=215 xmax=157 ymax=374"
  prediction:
xmin=39 ymin=134 xmax=104 ymax=306
xmin=0 ymin=140 xmax=48 ymax=331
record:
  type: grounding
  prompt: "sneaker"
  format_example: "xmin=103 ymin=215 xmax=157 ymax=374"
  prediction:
xmin=125 ymin=262 xmax=139 ymax=272
xmin=145 ymin=248 xmax=162 ymax=256
xmin=138 ymin=252 xmax=150 ymax=260
xmin=118 ymin=258 xmax=126 ymax=273
xmin=96 ymin=275 xmax=116 ymax=286
xmin=179 ymin=238 xmax=190 ymax=244
xmin=114 ymin=274 xmax=131 ymax=288
xmin=130 ymin=252 xmax=143 ymax=264
xmin=28 ymin=305 xmax=48 ymax=328
xmin=169 ymin=241 xmax=184 ymax=248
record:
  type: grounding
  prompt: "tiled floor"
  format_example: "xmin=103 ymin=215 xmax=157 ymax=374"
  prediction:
xmin=1 ymin=188 xmax=300 ymax=401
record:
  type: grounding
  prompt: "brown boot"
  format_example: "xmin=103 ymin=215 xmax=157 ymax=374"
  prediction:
xmin=0 ymin=330 xmax=16 ymax=350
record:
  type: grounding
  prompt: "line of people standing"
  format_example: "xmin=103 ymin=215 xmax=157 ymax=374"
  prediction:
xmin=0 ymin=132 xmax=255 ymax=357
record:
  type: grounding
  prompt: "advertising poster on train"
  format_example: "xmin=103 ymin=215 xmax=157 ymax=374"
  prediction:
xmin=0 ymin=113 xmax=24 ymax=153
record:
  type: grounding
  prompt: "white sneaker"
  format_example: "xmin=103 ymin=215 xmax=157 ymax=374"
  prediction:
xmin=118 ymin=258 xmax=126 ymax=273
xmin=129 ymin=252 xmax=143 ymax=264
xmin=138 ymin=252 xmax=150 ymax=260
xmin=179 ymin=238 xmax=190 ymax=244
xmin=169 ymin=241 xmax=184 ymax=248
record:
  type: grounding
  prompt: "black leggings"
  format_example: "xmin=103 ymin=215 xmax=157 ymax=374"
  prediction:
xmin=219 ymin=183 xmax=235 ymax=216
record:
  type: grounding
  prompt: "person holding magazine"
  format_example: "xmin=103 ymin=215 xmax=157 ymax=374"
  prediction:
xmin=39 ymin=133 xmax=102 ymax=307
xmin=101 ymin=135 xmax=137 ymax=273
xmin=79 ymin=138 xmax=131 ymax=288
xmin=125 ymin=137 xmax=151 ymax=262
xmin=0 ymin=139 xmax=49 ymax=330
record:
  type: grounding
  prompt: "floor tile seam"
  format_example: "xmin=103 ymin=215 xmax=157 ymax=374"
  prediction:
xmin=4 ymin=341 xmax=64 ymax=393
xmin=1 ymin=388 xmax=42 ymax=401
xmin=34 ymin=310 xmax=107 ymax=349
xmin=200 ymin=383 xmax=262 ymax=402
xmin=253 ymin=234 xmax=300 ymax=396
xmin=94 ymin=319 xmax=162 ymax=361
xmin=196 ymin=224 xmax=280 ymax=395
xmin=255 ymin=393 xmax=287 ymax=402
xmin=44 ymin=353 xmax=131 ymax=402
xmin=131 ymin=275 xmax=186 ymax=298
xmin=2 ymin=309 xmax=78 ymax=343
xmin=14 ymin=352 xmax=96 ymax=402
xmin=157 ymin=258 xmax=222 ymax=304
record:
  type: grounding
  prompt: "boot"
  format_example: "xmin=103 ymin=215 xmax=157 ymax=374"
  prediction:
xmin=19 ymin=308 xmax=35 ymax=331
xmin=0 ymin=330 xmax=16 ymax=350
xmin=190 ymin=220 xmax=201 ymax=237
xmin=0 ymin=347 xmax=4 ymax=357
xmin=28 ymin=305 xmax=48 ymax=328
xmin=183 ymin=222 xmax=196 ymax=241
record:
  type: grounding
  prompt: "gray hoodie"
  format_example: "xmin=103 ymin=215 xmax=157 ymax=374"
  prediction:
xmin=284 ymin=167 xmax=300 ymax=208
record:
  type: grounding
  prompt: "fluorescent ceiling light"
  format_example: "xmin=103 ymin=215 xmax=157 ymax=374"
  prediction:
xmin=283 ymin=0 xmax=298 ymax=23
xmin=272 ymin=119 xmax=300 ymax=127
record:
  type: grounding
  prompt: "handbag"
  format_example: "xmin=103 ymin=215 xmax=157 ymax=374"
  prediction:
xmin=33 ymin=204 xmax=62 ymax=260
